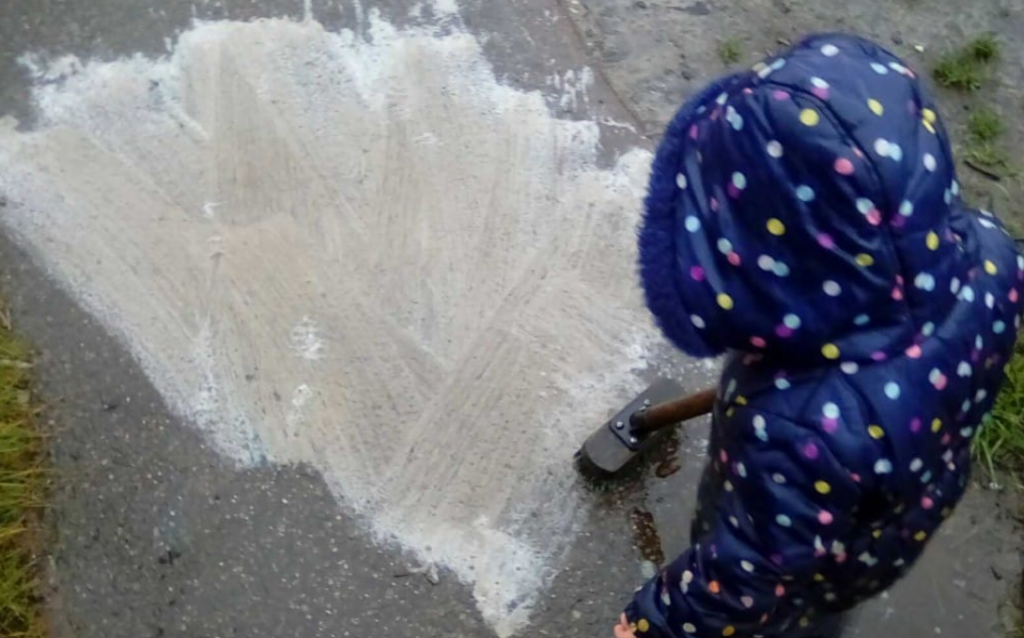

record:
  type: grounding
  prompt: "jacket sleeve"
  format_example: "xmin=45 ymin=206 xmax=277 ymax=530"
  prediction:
xmin=623 ymin=405 xmax=862 ymax=637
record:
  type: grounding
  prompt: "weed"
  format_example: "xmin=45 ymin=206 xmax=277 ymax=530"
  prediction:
xmin=718 ymin=39 xmax=743 ymax=66
xmin=962 ymin=108 xmax=1016 ymax=176
xmin=967 ymin=107 xmax=1004 ymax=143
xmin=976 ymin=340 xmax=1024 ymax=479
xmin=934 ymin=51 xmax=985 ymax=91
xmin=968 ymin=34 xmax=1001 ymax=63
xmin=966 ymin=144 xmax=1013 ymax=173
xmin=933 ymin=35 xmax=1001 ymax=91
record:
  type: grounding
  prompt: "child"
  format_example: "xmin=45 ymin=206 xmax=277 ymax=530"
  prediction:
xmin=616 ymin=34 xmax=1022 ymax=638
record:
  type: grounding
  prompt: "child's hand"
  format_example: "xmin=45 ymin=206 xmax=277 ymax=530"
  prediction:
xmin=613 ymin=613 xmax=637 ymax=638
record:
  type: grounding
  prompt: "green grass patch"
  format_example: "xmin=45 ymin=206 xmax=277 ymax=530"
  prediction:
xmin=963 ymin=107 xmax=1016 ymax=176
xmin=0 ymin=304 xmax=45 ymax=638
xmin=967 ymin=33 xmax=1001 ymax=63
xmin=718 ymin=38 xmax=743 ymax=66
xmin=967 ymin=107 xmax=1004 ymax=143
xmin=933 ymin=52 xmax=984 ymax=91
xmin=965 ymin=144 xmax=1013 ymax=174
xmin=933 ymin=34 xmax=1002 ymax=91
xmin=976 ymin=339 xmax=1024 ymax=480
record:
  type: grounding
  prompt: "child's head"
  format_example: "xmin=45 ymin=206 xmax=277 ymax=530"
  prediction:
xmin=640 ymin=34 xmax=967 ymax=365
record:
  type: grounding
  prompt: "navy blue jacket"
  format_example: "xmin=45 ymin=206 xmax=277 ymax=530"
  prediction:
xmin=625 ymin=34 xmax=1022 ymax=638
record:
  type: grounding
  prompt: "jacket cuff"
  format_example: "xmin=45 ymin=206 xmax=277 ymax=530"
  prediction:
xmin=624 ymin=580 xmax=677 ymax=638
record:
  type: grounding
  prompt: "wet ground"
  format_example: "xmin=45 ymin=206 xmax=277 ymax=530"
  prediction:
xmin=1 ymin=0 xmax=1022 ymax=637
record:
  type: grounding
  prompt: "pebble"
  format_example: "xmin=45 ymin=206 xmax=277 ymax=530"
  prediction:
xmin=640 ymin=560 xmax=658 ymax=579
xmin=425 ymin=563 xmax=441 ymax=585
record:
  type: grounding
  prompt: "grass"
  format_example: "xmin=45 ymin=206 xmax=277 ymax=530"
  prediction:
xmin=964 ymin=107 xmax=1015 ymax=176
xmin=967 ymin=33 xmax=1001 ymax=63
xmin=966 ymin=144 xmax=1013 ymax=174
xmin=718 ymin=38 xmax=743 ymax=66
xmin=933 ymin=34 xmax=1001 ymax=91
xmin=977 ymin=347 xmax=1024 ymax=638
xmin=976 ymin=339 xmax=1024 ymax=481
xmin=968 ymin=107 xmax=1005 ymax=143
xmin=0 ymin=302 xmax=45 ymax=638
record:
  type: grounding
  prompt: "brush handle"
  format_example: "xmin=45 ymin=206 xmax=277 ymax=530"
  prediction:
xmin=628 ymin=387 xmax=716 ymax=434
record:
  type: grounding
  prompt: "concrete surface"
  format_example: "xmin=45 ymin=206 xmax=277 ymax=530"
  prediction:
xmin=0 ymin=0 xmax=1021 ymax=637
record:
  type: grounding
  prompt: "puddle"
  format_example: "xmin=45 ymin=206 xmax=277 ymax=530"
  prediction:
xmin=628 ymin=506 xmax=665 ymax=566
xmin=653 ymin=431 xmax=682 ymax=478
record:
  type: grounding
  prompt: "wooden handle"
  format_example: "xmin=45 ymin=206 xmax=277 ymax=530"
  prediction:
xmin=629 ymin=387 xmax=716 ymax=434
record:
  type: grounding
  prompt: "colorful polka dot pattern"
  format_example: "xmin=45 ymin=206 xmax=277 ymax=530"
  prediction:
xmin=629 ymin=33 xmax=1024 ymax=638
xmin=637 ymin=32 xmax=982 ymax=366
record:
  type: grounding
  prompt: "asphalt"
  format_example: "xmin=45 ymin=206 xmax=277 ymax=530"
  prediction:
xmin=0 ymin=0 xmax=1021 ymax=636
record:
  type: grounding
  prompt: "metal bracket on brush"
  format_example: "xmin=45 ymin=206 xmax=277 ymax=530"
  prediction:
xmin=609 ymin=387 xmax=717 ymax=451
xmin=609 ymin=399 xmax=653 ymax=451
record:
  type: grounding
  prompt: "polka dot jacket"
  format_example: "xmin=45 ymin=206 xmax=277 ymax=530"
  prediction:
xmin=626 ymin=34 xmax=1023 ymax=638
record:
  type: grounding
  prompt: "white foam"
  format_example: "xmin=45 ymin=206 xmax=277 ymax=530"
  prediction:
xmin=0 ymin=8 xmax=689 ymax=635
xmin=290 ymin=316 xmax=325 ymax=361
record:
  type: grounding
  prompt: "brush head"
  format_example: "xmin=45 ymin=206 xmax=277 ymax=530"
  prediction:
xmin=575 ymin=378 xmax=686 ymax=479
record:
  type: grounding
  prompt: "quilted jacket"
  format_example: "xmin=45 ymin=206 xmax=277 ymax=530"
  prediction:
xmin=625 ymin=33 xmax=1023 ymax=638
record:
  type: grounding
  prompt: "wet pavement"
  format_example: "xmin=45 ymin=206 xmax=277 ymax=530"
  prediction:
xmin=1 ymin=0 xmax=1022 ymax=636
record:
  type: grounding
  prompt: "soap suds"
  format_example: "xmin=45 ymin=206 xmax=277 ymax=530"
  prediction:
xmin=548 ymin=67 xmax=595 ymax=113
xmin=17 ymin=52 xmax=83 ymax=83
xmin=0 ymin=9 xmax=693 ymax=635
xmin=286 ymin=384 xmax=316 ymax=438
xmin=291 ymin=316 xmax=325 ymax=361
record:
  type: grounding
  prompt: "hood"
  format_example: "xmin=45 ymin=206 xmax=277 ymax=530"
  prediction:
xmin=640 ymin=34 xmax=974 ymax=365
